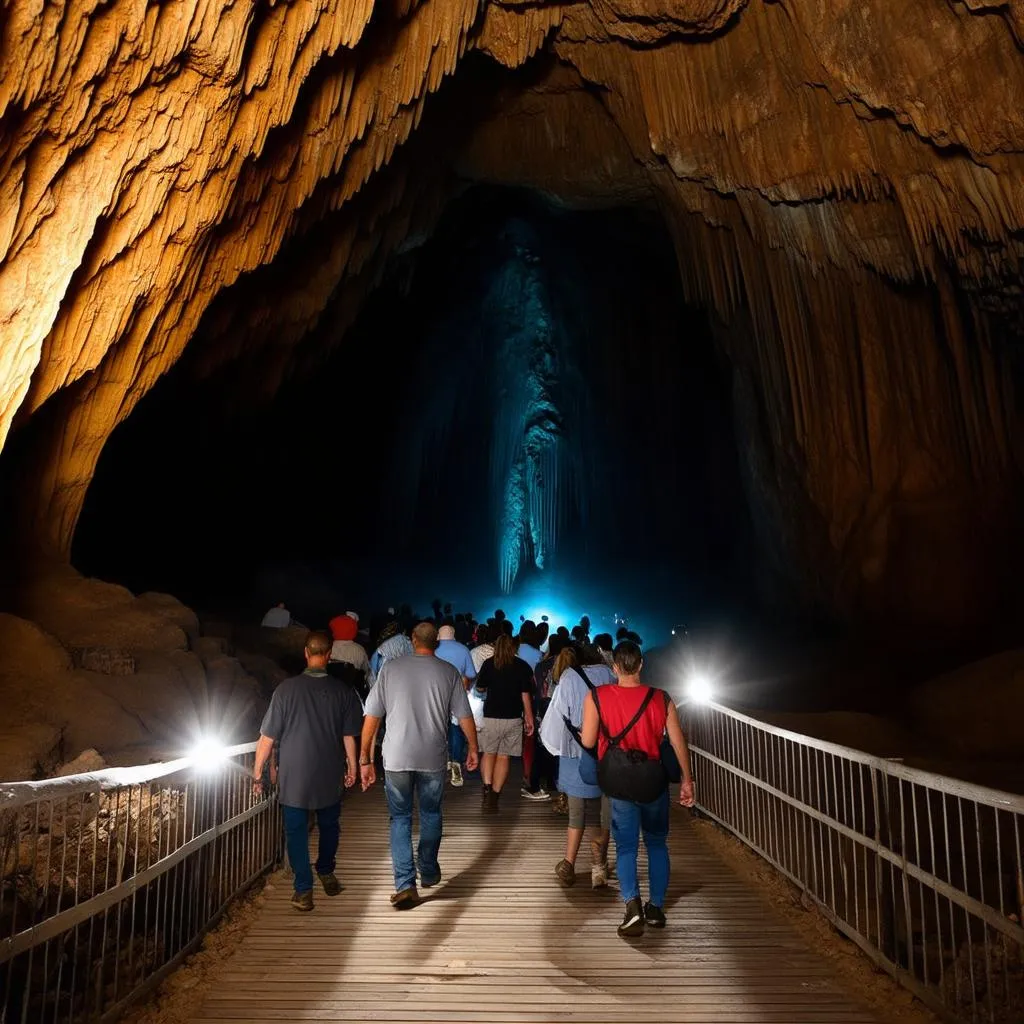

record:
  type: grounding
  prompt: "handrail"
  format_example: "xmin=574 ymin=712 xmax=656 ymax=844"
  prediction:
xmin=0 ymin=742 xmax=259 ymax=809
xmin=700 ymin=701 xmax=1024 ymax=812
xmin=685 ymin=700 xmax=1024 ymax=1024
xmin=0 ymin=742 xmax=280 ymax=1023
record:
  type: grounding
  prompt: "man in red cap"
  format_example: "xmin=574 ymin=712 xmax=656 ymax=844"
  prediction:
xmin=329 ymin=612 xmax=371 ymax=694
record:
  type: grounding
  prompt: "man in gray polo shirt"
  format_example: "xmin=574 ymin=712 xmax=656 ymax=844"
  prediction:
xmin=360 ymin=621 xmax=479 ymax=908
xmin=254 ymin=630 xmax=363 ymax=912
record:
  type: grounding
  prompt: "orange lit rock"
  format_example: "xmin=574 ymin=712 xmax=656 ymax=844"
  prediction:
xmin=0 ymin=0 xmax=1021 ymax=638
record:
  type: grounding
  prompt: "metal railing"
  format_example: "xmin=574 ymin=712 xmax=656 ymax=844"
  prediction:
xmin=0 ymin=744 xmax=280 ymax=1023
xmin=685 ymin=701 xmax=1024 ymax=1024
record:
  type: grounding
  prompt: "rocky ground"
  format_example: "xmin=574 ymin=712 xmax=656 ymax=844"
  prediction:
xmin=0 ymin=566 xmax=296 ymax=781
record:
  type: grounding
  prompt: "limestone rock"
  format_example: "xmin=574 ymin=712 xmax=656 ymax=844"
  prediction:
xmin=0 ymin=0 xmax=1021 ymax=641
xmin=54 ymin=748 xmax=107 ymax=777
xmin=70 ymin=646 xmax=136 ymax=675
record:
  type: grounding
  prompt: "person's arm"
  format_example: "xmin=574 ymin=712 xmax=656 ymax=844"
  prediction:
xmin=522 ymin=692 xmax=535 ymax=736
xmin=343 ymin=735 xmax=358 ymax=788
xmin=665 ymin=701 xmax=695 ymax=807
xmin=359 ymin=716 xmax=381 ymax=789
xmin=580 ymin=692 xmax=599 ymax=748
xmin=252 ymin=734 xmax=275 ymax=794
xmin=459 ymin=715 xmax=479 ymax=772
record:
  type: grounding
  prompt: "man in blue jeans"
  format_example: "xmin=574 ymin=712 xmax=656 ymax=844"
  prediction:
xmin=253 ymin=630 xmax=363 ymax=912
xmin=360 ymin=621 xmax=479 ymax=908
xmin=579 ymin=639 xmax=695 ymax=936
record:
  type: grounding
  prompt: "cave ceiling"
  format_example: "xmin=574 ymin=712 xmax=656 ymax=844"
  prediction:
xmin=1 ymin=0 xmax=1023 ymax=637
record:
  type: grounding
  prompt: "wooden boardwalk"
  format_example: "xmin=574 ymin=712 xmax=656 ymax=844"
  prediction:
xmin=195 ymin=780 xmax=879 ymax=1023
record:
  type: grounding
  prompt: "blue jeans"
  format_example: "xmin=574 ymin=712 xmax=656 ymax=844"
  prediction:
xmin=282 ymin=802 xmax=341 ymax=894
xmin=384 ymin=770 xmax=445 ymax=892
xmin=448 ymin=721 xmax=467 ymax=764
xmin=611 ymin=789 xmax=670 ymax=907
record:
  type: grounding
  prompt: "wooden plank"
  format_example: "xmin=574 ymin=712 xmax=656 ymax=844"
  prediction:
xmin=193 ymin=782 xmax=879 ymax=1023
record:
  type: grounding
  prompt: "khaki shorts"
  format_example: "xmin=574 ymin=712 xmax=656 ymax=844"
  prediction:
xmin=479 ymin=717 xmax=523 ymax=757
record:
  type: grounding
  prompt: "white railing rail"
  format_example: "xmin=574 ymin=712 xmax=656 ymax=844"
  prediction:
xmin=685 ymin=701 xmax=1024 ymax=1024
xmin=0 ymin=743 xmax=280 ymax=1023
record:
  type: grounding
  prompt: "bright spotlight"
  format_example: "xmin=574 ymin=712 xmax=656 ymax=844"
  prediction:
xmin=686 ymin=673 xmax=714 ymax=705
xmin=189 ymin=736 xmax=228 ymax=772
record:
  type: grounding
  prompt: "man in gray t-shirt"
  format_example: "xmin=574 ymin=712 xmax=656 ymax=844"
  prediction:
xmin=361 ymin=621 xmax=478 ymax=908
xmin=254 ymin=630 xmax=363 ymax=912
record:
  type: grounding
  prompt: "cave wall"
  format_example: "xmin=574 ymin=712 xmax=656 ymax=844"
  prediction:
xmin=2 ymin=0 xmax=1023 ymax=640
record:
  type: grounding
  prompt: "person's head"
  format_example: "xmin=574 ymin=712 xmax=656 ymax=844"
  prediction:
xmin=494 ymin=608 xmax=506 ymax=621
xmin=570 ymin=624 xmax=587 ymax=642
xmin=277 ymin=602 xmax=285 ymax=609
xmin=577 ymin=642 xmax=605 ymax=668
xmin=556 ymin=625 xmax=570 ymax=640
xmin=519 ymin=620 xmax=537 ymax=647
xmin=304 ymin=630 xmax=333 ymax=668
xmin=616 ymin=626 xmax=629 ymax=641
xmin=492 ymin=632 xmax=517 ymax=669
xmin=547 ymin=634 xmax=568 ymax=660
xmin=580 ymin=615 xmax=591 ymax=633
xmin=613 ymin=639 xmax=643 ymax=677
xmin=594 ymin=632 xmax=613 ymax=653
xmin=411 ymin=621 xmax=439 ymax=653
xmin=475 ymin=622 xmax=492 ymax=645
xmin=438 ymin=624 xmax=456 ymax=642
xmin=500 ymin=619 xmax=514 ymax=637
xmin=536 ymin=621 xmax=550 ymax=646
xmin=553 ymin=643 xmax=578 ymax=682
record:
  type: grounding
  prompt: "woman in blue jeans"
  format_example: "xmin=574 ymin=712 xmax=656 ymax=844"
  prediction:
xmin=580 ymin=639 xmax=695 ymax=937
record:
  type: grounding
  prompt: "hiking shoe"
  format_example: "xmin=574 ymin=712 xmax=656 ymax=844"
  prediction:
xmin=317 ymin=873 xmax=343 ymax=896
xmin=449 ymin=761 xmax=464 ymax=787
xmin=618 ymin=898 xmax=645 ymax=937
xmin=290 ymin=890 xmax=314 ymax=912
xmin=591 ymin=863 xmax=609 ymax=888
xmin=521 ymin=787 xmax=551 ymax=801
xmin=555 ymin=859 xmax=576 ymax=888
xmin=551 ymin=792 xmax=569 ymax=815
xmin=390 ymin=887 xmax=420 ymax=909
xmin=643 ymin=902 xmax=666 ymax=928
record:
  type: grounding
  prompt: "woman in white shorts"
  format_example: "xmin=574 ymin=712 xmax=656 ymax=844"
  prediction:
xmin=475 ymin=634 xmax=535 ymax=813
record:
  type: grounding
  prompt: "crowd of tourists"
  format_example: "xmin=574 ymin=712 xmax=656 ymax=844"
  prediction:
xmin=252 ymin=602 xmax=695 ymax=937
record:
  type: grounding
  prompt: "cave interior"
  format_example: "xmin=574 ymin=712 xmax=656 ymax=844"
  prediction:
xmin=1 ymin=0 xmax=1024 ymax=776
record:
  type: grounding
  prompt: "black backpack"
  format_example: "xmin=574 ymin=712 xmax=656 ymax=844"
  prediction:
xmin=593 ymin=687 xmax=669 ymax=804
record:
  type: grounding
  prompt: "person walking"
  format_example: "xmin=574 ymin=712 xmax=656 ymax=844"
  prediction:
xmin=578 ymin=639 xmax=695 ymax=937
xmin=359 ymin=622 xmax=479 ymax=908
xmin=252 ymin=630 xmax=363 ymax=912
xmin=539 ymin=644 xmax=614 ymax=887
xmin=475 ymin=633 xmax=535 ymax=814
xmin=436 ymin=623 xmax=477 ymax=787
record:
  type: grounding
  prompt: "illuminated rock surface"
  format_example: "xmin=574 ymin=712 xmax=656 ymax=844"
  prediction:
xmin=0 ymin=0 xmax=1022 ymax=641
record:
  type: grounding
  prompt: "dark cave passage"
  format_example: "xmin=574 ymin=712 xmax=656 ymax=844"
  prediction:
xmin=72 ymin=187 xmax=758 ymax=644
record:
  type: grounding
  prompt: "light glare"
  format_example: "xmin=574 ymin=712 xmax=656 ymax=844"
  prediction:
xmin=686 ymin=673 xmax=714 ymax=704
xmin=189 ymin=736 xmax=228 ymax=772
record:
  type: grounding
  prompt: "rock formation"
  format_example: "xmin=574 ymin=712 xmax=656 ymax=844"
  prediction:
xmin=1 ymin=0 xmax=1022 ymax=641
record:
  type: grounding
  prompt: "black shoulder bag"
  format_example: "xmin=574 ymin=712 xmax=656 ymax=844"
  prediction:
xmin=593 ymin=687 xmax=669 ymax=804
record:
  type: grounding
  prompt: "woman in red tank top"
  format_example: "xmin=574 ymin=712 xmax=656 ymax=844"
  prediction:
xmin=580 ymin=639 xmax=695 ymax=938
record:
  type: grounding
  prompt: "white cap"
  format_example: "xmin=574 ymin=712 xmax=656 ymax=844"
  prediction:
xmin=346 ymin=610 xmax=359 ymax=622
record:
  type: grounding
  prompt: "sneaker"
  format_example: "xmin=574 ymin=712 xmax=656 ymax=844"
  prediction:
xmin=617 ymin=898 xmax=645 ymax=937
xmin=591 ymin=863 xmax=609 ymax=888
xmin=521 ymin=787 xmax=551 ymax=801
xmin=290 ymin=890 xmax=314 ymax=912
xmin=643 ymin=902 xmax=666 ymax=928
xmin=482 ymin=789 xmax=500 ymax=814
xmin=449 ymin=762 xmax=464 ymax=787
xmin=317 ymin=873 xmax=344 ymax=896
xmin=389 ymin=886 xmax=420 ymax=909
xmin=555 ymin=859 xmax=576 ymax=888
